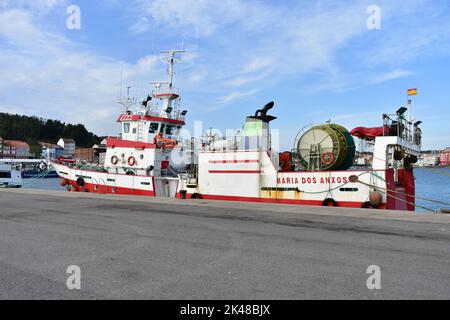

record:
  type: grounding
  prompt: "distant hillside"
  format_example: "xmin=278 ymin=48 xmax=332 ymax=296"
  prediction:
xmin=0 ymin=113 xmax=101 ymax=149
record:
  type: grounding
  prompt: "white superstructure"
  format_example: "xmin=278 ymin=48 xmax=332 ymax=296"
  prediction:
xmin=0 ymin=163 xmax=22 ymax=188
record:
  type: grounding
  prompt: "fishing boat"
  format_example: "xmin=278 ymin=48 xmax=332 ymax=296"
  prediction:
xmin=21 ymin=160 xmax=58 ymax=178
xmin=0 ymin=159 xmax=57 ymax=178
xmin=52 ymin=50 xmax=422 ymax=211
xmin=0 ymin=163 xmax=22 ymax=188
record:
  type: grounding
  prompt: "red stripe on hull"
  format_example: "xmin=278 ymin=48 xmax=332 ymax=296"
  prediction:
xmin=117 ymin=114 xmax=185 ymax=125
xmin=143 ymin=116 xmax=185 ymax=125
xmin=175 ymin=193 xmax=387 ymax=209
xmin=106 ymin=138 xmax=156 ymax=149
xmin=67 ymin=179 xmax=155 ymax=196
xmin=209 ymin=160 xmax=260 ymax=164
xmin=208 ymin=170 xmax=261 ymax=174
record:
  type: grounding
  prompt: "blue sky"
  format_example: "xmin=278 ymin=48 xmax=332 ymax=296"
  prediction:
xmin=0 ymin=0 xmax=449 ymax=150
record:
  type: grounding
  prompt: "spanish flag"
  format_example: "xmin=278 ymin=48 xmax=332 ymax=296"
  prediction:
xmin=407 ymin=88 xmax=418 ymax=96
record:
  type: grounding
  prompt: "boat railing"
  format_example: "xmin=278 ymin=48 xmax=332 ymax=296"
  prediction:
xmin=382 ymin=113 xmax=422 ymax=147
xmin=152 ymin=87 xmax=180 ymax=97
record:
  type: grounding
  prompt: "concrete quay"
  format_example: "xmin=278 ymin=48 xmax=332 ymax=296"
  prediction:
xmin=0 ymin=188 xmax=449 ymax=299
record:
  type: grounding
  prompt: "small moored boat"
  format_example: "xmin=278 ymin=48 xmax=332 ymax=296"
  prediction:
xmin=0 ymin=163 xmax=22 ymax=188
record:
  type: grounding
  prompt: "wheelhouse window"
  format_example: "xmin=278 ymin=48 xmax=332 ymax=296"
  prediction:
xmin=123 ymin=122 xmax=130 ymax=134
xmin=0 ymin=172 xmax=11 ymax=178
xmin=165 ymin=125 xmax=177 ymax=135
xmin=149 ymin=122 xmax=159 ymax=133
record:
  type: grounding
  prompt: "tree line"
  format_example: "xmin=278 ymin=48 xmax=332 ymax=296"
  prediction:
xmin=0 ymin=113 xmax=101 ymax=148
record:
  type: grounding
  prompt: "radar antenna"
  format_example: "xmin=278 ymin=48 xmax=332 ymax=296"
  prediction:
xmin=118 ymin=85 xmax=137 ymax=113
xmin=160 ymin=49 xmax=185 ymax=89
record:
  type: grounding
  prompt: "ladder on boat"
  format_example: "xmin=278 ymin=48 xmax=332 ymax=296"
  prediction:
xmin=137 ymin=121 xmax=144 ymax=141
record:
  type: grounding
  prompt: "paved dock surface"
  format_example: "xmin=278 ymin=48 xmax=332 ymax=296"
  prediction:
xmin=1 ymin=189 xmax=449 ymax=300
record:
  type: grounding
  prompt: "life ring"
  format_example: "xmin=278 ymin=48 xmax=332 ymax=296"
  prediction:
xmin=34 ymin=163 xmax=42 ymax=173
xmin=128 ymin=156 xmax=137 ymax=167
xmin=321 ymin=152 xmax=335 ymax=166
xmin=322 ymin=198 xmax=337 ymax=207
xmin=111 ymin=155 xmax=119 ymax=165
xmin=39 ymin=161 xmax=48 ymax=171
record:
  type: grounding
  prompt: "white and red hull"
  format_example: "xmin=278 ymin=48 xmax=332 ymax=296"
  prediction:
xmin=50 ymin=51 xmax=421 ymax=212
xmin=53 ymin=162 xmax=157 ymax=196
xmin=52 ymin=148 xmax=416 ymax=211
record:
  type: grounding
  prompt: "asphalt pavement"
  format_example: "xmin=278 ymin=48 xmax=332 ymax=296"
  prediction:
xmin=1 ymin=189 xmax=449 ymax=299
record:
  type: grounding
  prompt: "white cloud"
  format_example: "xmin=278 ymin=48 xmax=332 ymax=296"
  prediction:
xmin=130 ymin=16 xmax=150 ymax=34
xmin=1 ymin=0 xmax=450 ymax=147
xmin=129 ymin=0 xmax=450 ymax=109
xmin=371 ymin=69 xmax=414 ymax=84
xmin=0 ymin=7 xmax=164 ymax=135
xmin=0 ymin=9 xmax=41 ymax=43
xmin=1 ymin=0 xmax=66 ymax=13
xmin=218 ymin=89 xmax=259 ymax=105
xmin=131 ymin=0 xmax=273 ymax=37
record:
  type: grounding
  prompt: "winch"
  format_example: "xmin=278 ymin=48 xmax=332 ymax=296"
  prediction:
xmin=294 ymin=123 xmax=356 ymax=171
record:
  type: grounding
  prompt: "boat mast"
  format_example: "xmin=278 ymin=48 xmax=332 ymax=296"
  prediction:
xmin=160 ymin=49 xmax=185 ymax=89
xmin=118 ymin=85 xmax=136 ymax=113
xmin=151 ymin=50 xmax=185 ymax=117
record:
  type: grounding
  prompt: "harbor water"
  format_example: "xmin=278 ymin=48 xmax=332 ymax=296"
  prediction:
xmin=21 ymin=168 xmax=450 ymax=213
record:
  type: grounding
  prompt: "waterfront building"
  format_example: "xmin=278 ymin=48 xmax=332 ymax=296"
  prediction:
xmin=39 ymin=142 xmax=63 ymax=160
xmin=422 ymin=155 xmax=440 ymax=167
xmin=74 ymin=148 xmax=95 ymax=162
xmin=2 ymin=140 xmax=31 ymax=159
xmin=440 ymin=148 xmax=450 ymax=166
xmin=57 ymin=138 xmax=76 ymax=157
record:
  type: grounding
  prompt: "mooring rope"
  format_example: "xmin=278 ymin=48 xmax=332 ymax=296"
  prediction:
xmin=357 ymin=180 xmax=437 ymax=213
xmin=367 ymin=172 xmax=450 ymax=207
xmin=21 ymin=169 xmax=52 ymax=187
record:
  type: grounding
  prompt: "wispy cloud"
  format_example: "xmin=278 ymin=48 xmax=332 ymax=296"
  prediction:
xmin=371 ymin=69 xmax=414 ymax=84
xmin=218 ymin=89 xmax=260 ymax=105
xmin=1 ymin=0 xmax=450 ymax=149
xmin=0 ymin=5 xmax=164 ymax=134
xmin=130 ymin=0 xmax=450 ymax=107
